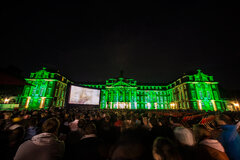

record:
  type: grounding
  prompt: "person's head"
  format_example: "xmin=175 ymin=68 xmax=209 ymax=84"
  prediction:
xmin=173 ymin=127 xmax=195 ymax=146
xmin=7 ymin=124 xmax=25 ymax=146
xmin=78 ymin=119 xmax=86 ymax=128
xmin=42 ymin=117 xmax=60 ymax=135
xmin=105 ymin=115 xmax=111 ymax=122
xmin=149 ymin=117 xmax=158 ymax=128
xmin=28 ymin=117 xmax=38 ymax=127
xmin=74 ymin=113 xmax=80 ymax=120
xmin=83 ymin=122 xmax=97 ymax=135
xmin=111 ymin=128 xmax=152 ymax=160
xmin=216 ymin=114 xmax=234 ymax=125
xmin=152 ymin=137 xmax=182 ymax=160
xmin=193 ymin=125 xmax=211 ymax=143
xmin=3 ymin=112 xmax=12 ymax=120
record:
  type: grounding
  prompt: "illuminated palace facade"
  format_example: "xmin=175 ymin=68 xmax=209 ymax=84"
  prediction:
xmin=18 ymin=68 xmax=71 ymax=109
xmin=18 ymin=68 xmax=226 ymax=111
xmin=80 ymin=70 xmax=225 ymax=111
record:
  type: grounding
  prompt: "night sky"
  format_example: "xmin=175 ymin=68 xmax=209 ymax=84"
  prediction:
xmin=1 ymin=1 xmax=240 ymax=90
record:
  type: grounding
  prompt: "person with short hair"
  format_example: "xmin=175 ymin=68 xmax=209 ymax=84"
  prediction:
xmin=68 ymin=122 xmax=104 ymax=160
xmin=152 ymin=137 xmax=182 ymax=160
xmin=193 ymin=124 xmax=229 ymax=160
xmin=14 ymin=117 xmax=64 ymax=160
xmin=69 ymin=113 xmax=80 ymax=132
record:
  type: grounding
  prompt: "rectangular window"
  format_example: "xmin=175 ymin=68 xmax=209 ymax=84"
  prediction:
xmin=45 ymin=99 xmax=49 ymax=107
xmin=22 ymin=99 xmax=26 ymax=106
xmin=50 ymin=73 xmax=55 ymax=79
xmin=160 ymin=97 xmax=163 ymax=102
xmin=24 ymin=87 xmax=29 ymax=96
xmin=193 ymin=102 xmax=197 ymax=109
xmin=199 ymin=91 xmax=203 ymax=99
xmin=191 ymin=91 xmax=196 ymax=99
xmin=46 ymin=88 xmax=52 ymax=96
xmin=185 ymin=91 xmax=188 ymax=100
xmin=213 ymin=91 xmax=219 ymax=100
xmin=207 ymin=91 xmax=211 ymax=99
xmin=55 ymin=89 xmax=58 ymax=97
xmin=32 ymin=88 xmax=36 ymax=96
xmin=40 ymin=88 xmax=44 ymax=97
xmin=38 ymin=99 xmax=41 ymax=105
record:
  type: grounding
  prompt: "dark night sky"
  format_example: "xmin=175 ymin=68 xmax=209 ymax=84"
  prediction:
xmin=1 ymin=1 xmax=240 ymax=90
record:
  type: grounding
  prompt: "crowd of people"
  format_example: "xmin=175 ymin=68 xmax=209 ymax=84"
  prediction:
xmin=0 ymin=107 xmax=240 ymax=160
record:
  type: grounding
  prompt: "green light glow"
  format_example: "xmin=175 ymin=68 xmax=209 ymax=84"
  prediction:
xmin=81 ymin=70 xmax=225 ymax=111
xmin=19 ymin=68 xmax=70 ymax=109
xmin=20 ymin=68 xmax=225 ymax=111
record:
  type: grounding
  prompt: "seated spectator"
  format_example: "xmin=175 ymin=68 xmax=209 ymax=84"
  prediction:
xmin=14 ymin=117 xmax=64 ymax=160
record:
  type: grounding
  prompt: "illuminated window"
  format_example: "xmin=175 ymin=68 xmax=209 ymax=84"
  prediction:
xmin=209 ymin=76 xmax=214 ymax=81
xmin=22 ymin=99 xmax=26 ymax=106
xmin=191 ymin=91 xmax=196 ymax=99
xmin=207 ymin=91 xmax=211 ymax=99
xmin=185 ymin=91 xmax=188 ymax=100
xmin=49 ymin=74 xmax=54 ymax=78
xmin=24 ymin=87 xmax=30 ymax=96
xmin=38 ymin=99 xmax=41 ymax=105
xmin=55 ymin=89 xmax=58 ymax=97
xmin=213 ymin=91 xmax=218 ymax=100
xmin=40 ymin=88 xmax=44 ymax=97
xmin=199 ymin=91 xmax=203 ymax=99
xmin=30 ymin=73 xmax=35 ymax=78
xmin=32 ymin=88 xmax=36 ymax=96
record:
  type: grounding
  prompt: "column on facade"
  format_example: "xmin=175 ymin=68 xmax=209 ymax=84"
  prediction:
xmin=123 ymin=89 xmax=126 ymax=109
xmin=134 ymin=90 xmax=137 ymax=109
xmin=25 ymin=97 xmax=31 ymax=108
xmin=181 ymin=85 xmax=185 ymax=109
xmin=111 ymin=90 xmax=114 ymax=109
xmin=39 ymin=97 xmax=46 ymax=108
xmin=108 ymin=89 xmax=111 ymax=109
xmin=116 ymin=89 xmax=119 ymax=109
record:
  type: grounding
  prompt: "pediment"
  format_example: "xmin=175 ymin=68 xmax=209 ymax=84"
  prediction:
xmin=111 ymin=80 xmax=132 ymax=87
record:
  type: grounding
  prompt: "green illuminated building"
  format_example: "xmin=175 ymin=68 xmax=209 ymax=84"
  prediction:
xmin=18 ymin=68 xmax=70 ymax=109
xmin=19 ymin=68 xmax=225 ymax=111
xmin=80 ymin=70 xmax=225 ymax=111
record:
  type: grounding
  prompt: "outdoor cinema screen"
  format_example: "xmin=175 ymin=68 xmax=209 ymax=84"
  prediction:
xmin=68 ymin=85 xmax=100 ymax=105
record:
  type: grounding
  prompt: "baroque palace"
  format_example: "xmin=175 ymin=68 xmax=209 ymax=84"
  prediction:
xmin=81 ymin=70 xmax=223 ymax=111
xmin=16 ymin=67 xmax=237 ymax=111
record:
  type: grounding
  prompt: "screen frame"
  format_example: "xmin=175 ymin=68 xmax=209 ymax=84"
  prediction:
xmin=65 ymin=84 xmax=101 ymax=108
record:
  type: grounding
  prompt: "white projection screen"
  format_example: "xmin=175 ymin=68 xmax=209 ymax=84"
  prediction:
xmin=68 ymin=85 xmax=100 ymax=105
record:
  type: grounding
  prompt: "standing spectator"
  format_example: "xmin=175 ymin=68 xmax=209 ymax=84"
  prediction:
xmin=14 ymin=117 xmax=64 ymax=160
xmin=69 ymin=113 xmax=80 ymax=132
xmin=152 ymin=137 xmax=182 ymax=160
xmin=69 ymin=122 xmax=104 ymax=160
xmin=5 ymin=124 xmax=25 ymax=160
xmin=24 ymin=118 xmax=39 ymax=141
xmin=216 ymin=114 xmax=240 ymax=160
xmin=194 ymin=124 xmax=229 ymax=160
